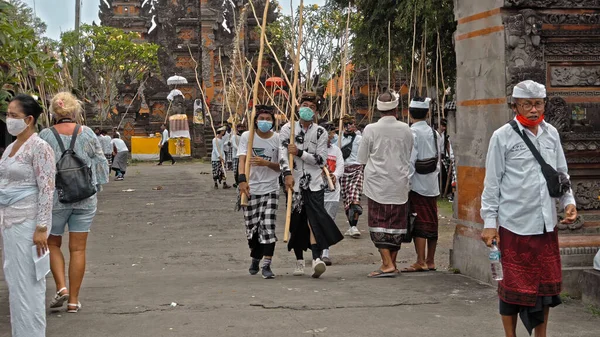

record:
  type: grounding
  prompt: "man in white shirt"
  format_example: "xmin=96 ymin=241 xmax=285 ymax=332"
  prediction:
xmin=321 ymin=121 xmax=344 ymax=266
xmin=357 ymin=91 xmax=413 ymax=278
xmin=99 ymin=130 xmax=113 ymax=165
xmin=231 ymin=124 xmax=242 ymax=187
xmin=223 ymin=123 xmax=233 ymax=171
xmin=158 ymin=124 xmax=175 ymax=165
xmin=280 ymin=92 xmax=343 ymax=278
xmin=481 ymin=80 xmax=577 ymax=336
xmin=438 ymin=118 xmax=455 ymax=201
xmin=212 ymin=126 xmax=230 ymax=189
xmin=238 ymin=105 xmax=281 ymax=279
xmin=111 ymin=135 xmax=129 ymax=181
xmin=404 ymin=97 xmax=443 ymax=273
xmin=339 ymin=115 xmax=364 ymax=238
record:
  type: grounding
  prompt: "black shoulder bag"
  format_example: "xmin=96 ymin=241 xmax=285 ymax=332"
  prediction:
xmin=415 ymin=129 xmax=439 ymax=174
xmin=341 ymin=134 xmax=356 ymax=160
xmin=508 ymin=120 xmax=570 ymax=198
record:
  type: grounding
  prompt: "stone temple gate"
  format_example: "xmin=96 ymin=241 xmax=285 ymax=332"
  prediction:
xmin=452 ymin=0 xmax=600 ymax=302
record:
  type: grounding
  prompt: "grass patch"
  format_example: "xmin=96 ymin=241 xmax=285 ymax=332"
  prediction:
xmin=448 ymin=267 xmax=461 ymax=274
xmin=560 ymin=292 xmax=576 ymax=303
xmin=588 ymin=305 xmax=600 ymax=317
xmin=437 ymin=199 xmax=453 ymax=218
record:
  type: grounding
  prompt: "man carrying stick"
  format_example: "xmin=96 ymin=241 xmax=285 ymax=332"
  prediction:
xmin=212 ymin=126 xmax=231 ymax=189
xmin=339 ymin=115 xmax=364 ymax=238
xmin=357 ymin=91 xmax=413 ymax=278
xmin=280 ymin=92 xmax=343 ymax=278
xmin=238 ymin=105 xmax=281 ymax=279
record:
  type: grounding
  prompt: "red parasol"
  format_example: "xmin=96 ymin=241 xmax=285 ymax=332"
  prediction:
xmin=265 ymin=76 xmax=286 ymax=87
xmin=273 ymin=89 xmax=289 ymax=98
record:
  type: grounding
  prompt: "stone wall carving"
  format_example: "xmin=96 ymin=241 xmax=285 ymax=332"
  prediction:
xmin=545 ymin=97 xmax=572 ymax=131
xmin=550 ymin=65 xmax=600 ymax=87
xmin=504 ymin=9 xmax=545 ymax=94
xmin=573 ymin=180 xmax=600 ymax=210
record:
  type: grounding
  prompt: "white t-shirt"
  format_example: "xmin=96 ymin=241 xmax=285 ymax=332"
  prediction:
xmin=324 ymin=145 xmax=344 ymax=202
xmin=237 ymin=131 xmax=280 ymax=196
xmin=161 ymin=129 xmax=170 ymax=146
xmin=111 ymin=138 xmax=129 ymax=153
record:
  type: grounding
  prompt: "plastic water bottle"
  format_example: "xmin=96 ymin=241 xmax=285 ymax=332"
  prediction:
xmin=489 ymin=240 xmax=503 ymax=281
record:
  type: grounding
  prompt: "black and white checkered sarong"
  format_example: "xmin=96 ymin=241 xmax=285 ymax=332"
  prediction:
xmin=232 ymin=158 xmax=239 ymax=176
xmin=212 ymin=161 xmax=225 ymax=181
xmin=243 ymin=191 xmax=279 ymax=244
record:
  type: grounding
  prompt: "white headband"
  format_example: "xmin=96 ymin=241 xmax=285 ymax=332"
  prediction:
xmin=409 ymin=97 xmax=431 ymax=109
xmin=512 ymin=80 xmax=546 ymax=99
xmin=377 ymin=91 xmax=400 ymax=111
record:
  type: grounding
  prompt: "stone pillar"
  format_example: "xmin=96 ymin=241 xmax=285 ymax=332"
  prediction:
xmin=452 ymin=0 xmax=600 ymax=293
xmin=451 ymin=0 xmax=510 ymax=283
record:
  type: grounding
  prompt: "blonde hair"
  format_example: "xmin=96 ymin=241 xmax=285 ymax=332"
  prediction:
xmin=51 ymin=92 xmax=82 ymax=121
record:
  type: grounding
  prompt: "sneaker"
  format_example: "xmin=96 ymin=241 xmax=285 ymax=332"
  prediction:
xmin=344 ymin=228 xmax=353 ymax=236
xmin=222 ymin=183 xmax=231 ymax=189
xmin=350 ymin=226 xmax=361 ymax=238
xmin=115 ymin=176 xmax=124 ymax=181
xmin=249 ymin=259 xmax=260 ymax=275
xmin=312 ymin=259 xmax=326 ymax=278
xmin=321 ymin=256 xmax=332 ymax=266
xmin=293 ymin=260 xmax=305 ymax=276
xmin=262 ymin=265 xmax=275 ymax=279
xmin=214 ymin=183 xmax=219 ymax=189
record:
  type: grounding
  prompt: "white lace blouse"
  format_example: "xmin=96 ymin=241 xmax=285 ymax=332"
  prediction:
xmin=0 ymin=134 xmax=56 ymax=229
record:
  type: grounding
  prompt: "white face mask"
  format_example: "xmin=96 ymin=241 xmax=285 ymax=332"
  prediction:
xmin=6 ymin=117 xmax=29 ymax=136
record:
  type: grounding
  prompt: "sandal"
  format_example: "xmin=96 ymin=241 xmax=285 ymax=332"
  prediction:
xmin=67 ymin=302 xmax=81 ymax=313
xmin=368 ymin=269 xmax=397 ymax=278
xmin=50 ymin=288 xmax=69 ymax=308
xmin=401 ymin=263 xmax=429 ymax=273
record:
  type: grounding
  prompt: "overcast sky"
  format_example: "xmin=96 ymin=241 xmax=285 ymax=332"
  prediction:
xmin=23 ymin=0 xmax=325 ymax=40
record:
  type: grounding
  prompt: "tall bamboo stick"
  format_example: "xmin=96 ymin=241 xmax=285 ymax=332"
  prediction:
xmin=283 ymin=0 xmax=304 ymax=243
xmin=337 ymin=5 xmax=351 ymax=148
xmin=407 ymin=1 xmax=417 ymax=124
xmin=241 ymin=0 xmax=271 ymax=206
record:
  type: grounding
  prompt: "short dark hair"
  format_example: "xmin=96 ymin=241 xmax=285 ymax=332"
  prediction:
xmin=100 ymin=130 xmax=107 ymax=135
xmin=11 ymin=94 xmax=43 ymax=122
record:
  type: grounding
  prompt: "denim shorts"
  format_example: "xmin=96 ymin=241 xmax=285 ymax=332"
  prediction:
xmin=50 ymin=208 xmax=97 ymax=236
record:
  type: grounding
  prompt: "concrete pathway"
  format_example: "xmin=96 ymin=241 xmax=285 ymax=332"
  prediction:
xmin=1 ymin=162 xmax=598 ymax=336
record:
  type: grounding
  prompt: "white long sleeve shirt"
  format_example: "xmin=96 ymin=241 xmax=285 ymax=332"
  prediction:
xmin=231 ymin=133 xmax=239 ymax=158
xmin=160 ymin=129 xmax=170 ymax=146
xmin=480 ymin=119 xmax=576 ymax=235
xmin=279 ymin=121 xmax=328 ymax=192
xmin=211 ymin=137 xmax=224 ymax=162
xmin=340 ymin=133 xmax=362 ymax=166
xmin=357 ymin=116 xmax=413 ymax=205
xmin=410 ymin=121 xmax=443 ymax=197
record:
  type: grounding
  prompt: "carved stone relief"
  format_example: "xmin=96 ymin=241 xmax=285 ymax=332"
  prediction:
xmin=504 ymin=9 xmax=545 ymax=94
xmin=545 ymin=97 xmax=572 ymax=132
xmin=550 ymin=65 xmax=600 ymax=87
xmin=573 ymin=180 xmax=600 ymax=210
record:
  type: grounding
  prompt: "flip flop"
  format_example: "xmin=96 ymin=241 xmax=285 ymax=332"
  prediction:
xmin=401 ymin=263 xmax=429 ymax=273
xmin=368 ymin=269 xmax=397 ymax=278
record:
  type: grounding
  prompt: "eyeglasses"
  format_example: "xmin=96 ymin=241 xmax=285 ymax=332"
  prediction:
xmin=516 ymin=101 xmax=546 ymax=111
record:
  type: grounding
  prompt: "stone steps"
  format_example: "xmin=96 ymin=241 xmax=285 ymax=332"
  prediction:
xmin=581 ymin=269 xmax=600 ymax=307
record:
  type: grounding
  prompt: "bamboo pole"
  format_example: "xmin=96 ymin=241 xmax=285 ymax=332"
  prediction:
xmin=241 ymin=0 xmax=270 ymax=206
xmin=188 ymin=45 xmax=227 ymax=179
xmin=438 ymin=31 xmax=447 ymax=119
xmin=218 ymin=48 xmax=234 ymax=127
xmin=407 ymin=1 xmax=417 ymax=124
xmin=337 ymin=5 xmax=351 ymax=148
xmin=388 ymin=21 xmax=391 ymax=90
xmin=283 ymin=0 xmax=304 ymax=243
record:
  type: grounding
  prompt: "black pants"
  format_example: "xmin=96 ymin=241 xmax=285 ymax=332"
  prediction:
xmin=159 ymin=144 xmax=174 ymax=164
xmin=248 ymin=234 xmax=275 ymax=259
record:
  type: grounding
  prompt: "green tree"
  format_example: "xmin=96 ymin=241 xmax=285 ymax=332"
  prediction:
xmin=0 ymin=0 xmax=61 ymax=122
xmin=332 ymin=0 xmax=456 ymax=89
xmin=60 ymin=25 xmax=160 ymax=125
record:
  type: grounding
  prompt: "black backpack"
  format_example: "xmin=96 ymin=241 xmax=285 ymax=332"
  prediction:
xmin=50 ymin=125 xmax=97 ymax=203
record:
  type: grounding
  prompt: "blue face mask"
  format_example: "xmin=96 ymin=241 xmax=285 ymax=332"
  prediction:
xmin=299 ymin=107 xmax=315 ymax=121
xmin=257 ymin=120 xmax=273 ymax=132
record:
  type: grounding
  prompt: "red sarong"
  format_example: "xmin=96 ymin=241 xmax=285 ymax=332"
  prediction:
xmin=498 ymin=226 xmax=562 ymax=307
xmin=367 ymin=198 xmax=408 ymax=251
xmin=409 ymin=191 xmax=439 ymax=240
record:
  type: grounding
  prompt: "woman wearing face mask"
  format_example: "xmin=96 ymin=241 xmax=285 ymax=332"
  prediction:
xmin=0 ymin=94 xmax=56 ymax=337
xmin=38 ymin=92 xmax=109 ymax=313
xmin=237 ymin=105 xmax=281 ymax=278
